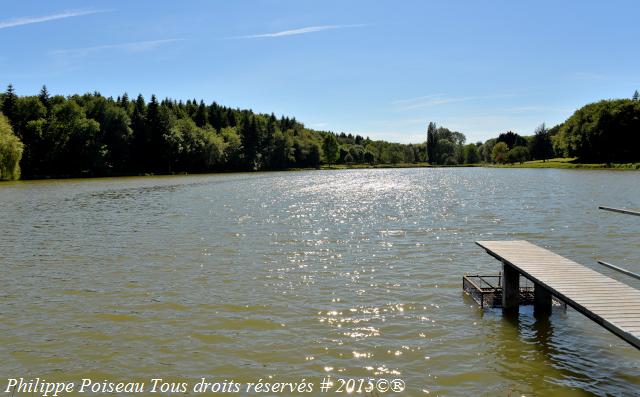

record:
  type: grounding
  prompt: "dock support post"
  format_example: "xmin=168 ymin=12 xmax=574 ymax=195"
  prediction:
xmin=502 ymin=263 xmax=519 ymax=313
xmin=534 ymin=283 xmax=552 ymax=317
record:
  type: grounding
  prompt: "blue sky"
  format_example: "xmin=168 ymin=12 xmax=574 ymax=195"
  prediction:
xmin=1 ymin=1 xmax=639 ymax=143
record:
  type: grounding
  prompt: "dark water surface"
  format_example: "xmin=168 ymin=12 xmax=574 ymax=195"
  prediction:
xmin=1 ymin=168 xmax=639 ymax=396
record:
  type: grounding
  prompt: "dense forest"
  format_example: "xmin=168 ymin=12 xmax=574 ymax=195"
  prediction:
xmin=0 ymin=85 xmax=433 ymax=180
xmin=0 ymin=85 xmax=639 ymax=180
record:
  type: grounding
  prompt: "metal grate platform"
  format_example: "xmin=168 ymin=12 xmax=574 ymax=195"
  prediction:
xmin=463 ymin=274 xmax=540 ymax=308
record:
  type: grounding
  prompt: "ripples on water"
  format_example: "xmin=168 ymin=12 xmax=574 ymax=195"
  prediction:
xmin=1 ymin=168 xmax=639 ymax=396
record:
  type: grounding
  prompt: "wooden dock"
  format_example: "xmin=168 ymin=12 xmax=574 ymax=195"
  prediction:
xmin=477 ymin=240 xmax=640 ymax=349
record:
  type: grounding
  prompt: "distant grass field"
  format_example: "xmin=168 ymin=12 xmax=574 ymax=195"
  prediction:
xmin=321 ymin=158 xmax=640 ymax=171
xmin=492 ymin=158 xmax=640 ymax=170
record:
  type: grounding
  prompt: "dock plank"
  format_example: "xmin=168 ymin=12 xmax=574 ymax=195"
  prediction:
xmin=477 ymin=240 xmax=640 ymax=349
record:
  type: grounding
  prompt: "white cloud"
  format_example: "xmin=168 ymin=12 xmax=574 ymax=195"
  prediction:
xmin=502 ymin=105 xmax=572 ymax=114
xmin=0 ymin=9 xmax=107 ymax=29
xmin=51 ymin=39 xmax=185 ymax=57
xmin=232 ymin=24 xmax=365 ymax=39
xmin=392 ymin=94 xmax=515 ymax=111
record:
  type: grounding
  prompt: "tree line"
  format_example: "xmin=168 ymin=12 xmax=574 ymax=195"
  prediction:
xmin=0 ymin=85 xmax=430 ymax=180
xmin=1 ymin=85 xmax=638 ymax=180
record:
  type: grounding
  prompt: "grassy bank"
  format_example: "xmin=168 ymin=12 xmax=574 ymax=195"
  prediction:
xmin=321 ymin=158 xmax=640 ymax=171
xmin=491 ymin=158 xmax=640 ymax=170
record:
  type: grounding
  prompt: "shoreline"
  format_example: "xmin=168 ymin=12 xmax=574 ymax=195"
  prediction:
xmin=2 ymin=158 xmax=639 ymax=183
xmin=322 ymin=158 xmax=640 ymax=171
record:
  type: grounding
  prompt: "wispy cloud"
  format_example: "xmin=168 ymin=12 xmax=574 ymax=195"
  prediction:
xmin=392 ymin=94 xmax=515 ymax=111
xmin=51 ymin=39 xmax=185 ymax=57
xmin=0 ymin=9 xmax=107 ymax=30
xmin=502 ymin=105 xmax=572 ymax=114
xmin=571 ymin=72 xmax=607 ymax=81
xmin=231 ymin=24 xmax=365 ymax=39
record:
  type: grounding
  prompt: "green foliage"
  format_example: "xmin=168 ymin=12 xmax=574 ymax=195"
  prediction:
xmin=425 ymin=122 xmax=466 ymax=165
xmin=387 ymin=144 xmax=405 ymax=164
xmin=435 ymin=139 xmax=457 ymax=164
xmin=529 ymin=123 xmax=554 ymax=162
xmin=1 ymin=85 xmax=17 ymax=128
xmin=0 ymin=113 xmax=24 ymax=180
xmin=492 ymin=142 xmax=509 ymax=164
xmin=363 ymin=149 xmax=375 ymax=164
xmin=39 ymin=85 xmax=50 ymax=109
xmin=479 ymin=96 xmax=640 ymax=165
xmin=478 ymin=139 xmax=496 ymax=163
xmin=220 ymin=126 xmax=243 ymax=168
xmin=7 ymin=83 xmax=640 ymax=178
xmin=344 ymin=153 xmax=354 ymax=164
xmin=496 ymin=131 xmax=527 ymax=149
xmin=463 ymin=144 xmax=479 ymax=164
xmin=1 ymin=85 xmax=461 ymax=179
xmin=507 ymin=146 xmax=529 ymax=164
xmin=557 ymin=99 xmax=640 ymax=162
xmin=426 ymin=122 xmax=437 ymax=164
xmin=322 ymin=134 xmax=339 ymax=164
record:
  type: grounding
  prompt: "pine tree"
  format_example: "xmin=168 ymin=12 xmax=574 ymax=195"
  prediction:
xmin=633 ymin=90 xmax=639 ymax=101
xmin=120 ymin=92 xmax=130 ymax=110
xmin=146 ymin=95 xmax=160 ymax=157
xmin=38 ymin=85 xmax=50 ymax=109
xmin=131 ymin=94 xmax=147 ymax=170
xmin=208 ymin=102 xmax=223 ymax=131
xmin=194 ymin=100 xmax=208 ymax=127
xmin=239 ymin=114 xmax=261 ymax=170
xmin=2 ymin=84 xmax=17 ymax=127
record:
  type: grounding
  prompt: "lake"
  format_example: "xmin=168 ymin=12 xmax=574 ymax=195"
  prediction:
xmin=1 ymin=168 xmax=639 ymax=396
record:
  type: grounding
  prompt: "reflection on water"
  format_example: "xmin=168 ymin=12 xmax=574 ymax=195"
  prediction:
xmin=1 ymin=168 xmax=639 ymax=396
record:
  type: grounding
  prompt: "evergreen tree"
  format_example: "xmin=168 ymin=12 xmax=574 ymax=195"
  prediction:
xmin=208 ymin=102 xmax=223 ymax=131
xmin=634 ymin=90 xmax=639 ymax=101
xmin=120 ymin=92 xmax=130 ymax=112
xmin=194 ymin=100 xmax=208 ymax=127
xmin=38 ymin=85 xmax=50 ymax=110
xmin=426 ymin=122 xmax=437 ymax=164
xmin=131 ymin=94 xmax=148 ymax=170
xmin=0 ymin=86 xmax=480 ymax=179
xmin=240 ymin=113 xmax=259 ymax=169
xmin=2 ymin=84 xmax=17 ymax=128
xmin=322 ymin=134 xmax=339 ymax=164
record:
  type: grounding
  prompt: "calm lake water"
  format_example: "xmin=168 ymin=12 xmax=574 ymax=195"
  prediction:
xmin=1 ymin=168 xmax=639 ymax=396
